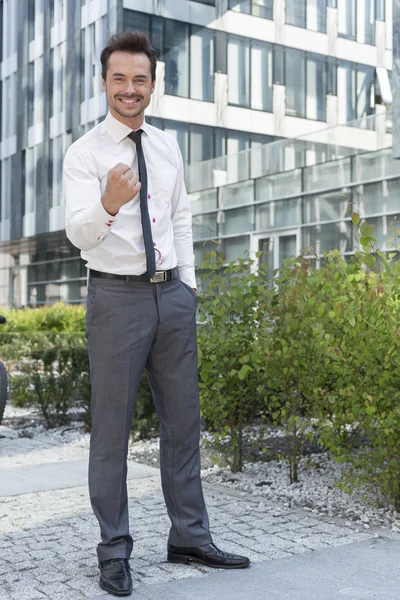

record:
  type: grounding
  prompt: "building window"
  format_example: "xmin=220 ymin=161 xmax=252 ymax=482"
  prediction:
xmin=28 ymin=62 xmax=35 ymax=128
xmin=286 ymin=0 xmax=326 ymax=32
xmin=338 ymin=61 xmax=356 ymax=121
xmin=25 ymin=148 xmax=36 ymax=216
xmin=337 ymin=60 xmax=374 ymax=122
xmin=375 ymin=0 xmax=385 ymax=20
xmin=2 ymin=75 xmax=16 ymax=139
xmin=286 ymin=49 xmax=327 ymax=121
xmin=307 ymin=53 xmax=327 ymax=121
xmin=82 ymin=23 xmax=98 ymax=101
xmin=50 ymin=44 xmax=64 ymax=116
xmin=49 ymin=49 xmax=54 ymax=118
xmin=228 ymin=0 xmax=273 ymax=20
xmin=191 ymin=0 xmax=215 ymax=4
xmin=190 ymin=26 xmax=214 ymax=102
xmin=251 ymin=41 xmax=273 ymax=112
xmin=273 ymin=46 xmax=285 ymax=85
xmin=357 ymin=0 xmax=375 ymax=44
xmin=338 ymin=0 xmax=375 ymax=44
xmin=4 ymin=0 xmax=18 ymax=57
xmin=50 ymin=0 xmax=54 ymax=27
xmin=1 ymin=158 xmax=11 ymax=222
xmin=356 ymin=64 xmax=375 ymax=118
xmin=51 ymin=136 xmax=63 ymax=208
xmin=80 ymin=28 xmax=85 ymax=103
xmin=338 ymin=0 xmax=356 ymax=39
xmin=28 ymin=0 xmax=35 ymax=42
xmin=285 ymin=49 xmax=306 ymax=118
xmin=190 ymin=125 xmax=214 ymax=164
xmin=327 ymin=57 xmax=337 ymax=95
xmin=286 ymin=0 xmax=306 ymax=28
xmin=228 ymin=36 xmax=250 ymax=107
xmin=228 ymin=36 xmax=272 ymax=111
xmin=164 ymin=20 xmax=189 ymax=98
xmin=164 ymin=121 xmax=189 ymax=165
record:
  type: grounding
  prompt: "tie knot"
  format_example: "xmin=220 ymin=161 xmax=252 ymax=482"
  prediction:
xmin=128 ymin=130 xmax=143 ymax=144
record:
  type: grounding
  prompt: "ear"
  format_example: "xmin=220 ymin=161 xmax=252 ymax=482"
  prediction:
xmin=102 ymin=77 xmax=106 ymax=92
xmin=151 ymin=79 xmax=156 ymax=94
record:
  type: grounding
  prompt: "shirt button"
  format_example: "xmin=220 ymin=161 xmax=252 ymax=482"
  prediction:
xmin=152 ymin=218 xmax=156 ymax=223
xmin=153 ymin=242 xmax=156 ymax=246
xmin=148 ymin=194 xmax=151 ymax=199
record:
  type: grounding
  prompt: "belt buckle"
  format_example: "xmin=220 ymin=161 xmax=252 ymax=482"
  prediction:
xmin=150 ymin=271 xmax=166 ymax=283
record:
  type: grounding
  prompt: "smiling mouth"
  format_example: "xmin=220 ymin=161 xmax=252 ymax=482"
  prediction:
xmin=118 ymin=97 xmax=141 ymax=106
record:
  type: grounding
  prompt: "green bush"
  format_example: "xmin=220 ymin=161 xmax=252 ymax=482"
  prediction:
xmin=261 ymin=215 xmax=400 ymax=507
xmin=197 ymin=254 xmax=270 ymax=472
xmin=3 ymin=304 xmax=156 ymax=435
xmin=10 ymin=334 xmax=90 ymax=428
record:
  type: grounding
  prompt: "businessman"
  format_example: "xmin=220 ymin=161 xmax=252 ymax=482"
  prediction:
xmin=63 ymin=31 xmax=250 ymax=597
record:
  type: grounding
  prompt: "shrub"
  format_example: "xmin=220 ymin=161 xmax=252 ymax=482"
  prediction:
xmin=197 ymin=253 xmax=270 ymax=472
xmin=10 ymin=334 xmax=90 ymax=428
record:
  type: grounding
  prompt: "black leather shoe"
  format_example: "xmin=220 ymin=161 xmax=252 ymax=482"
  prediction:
xmin=98 ymin=558 xmax=132 ymax=596
xmin=168 ymin=542 xmax=250 ymax=569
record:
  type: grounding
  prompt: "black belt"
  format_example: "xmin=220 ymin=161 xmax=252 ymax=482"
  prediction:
xmin=89 ymin=268 xmax=179 ymax=283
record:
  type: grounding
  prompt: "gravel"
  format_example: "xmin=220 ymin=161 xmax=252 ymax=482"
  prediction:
xmin=2 ymin=404 xmax=400 ymax=533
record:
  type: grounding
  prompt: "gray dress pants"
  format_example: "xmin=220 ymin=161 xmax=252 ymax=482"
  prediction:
xmin=86 ymin=275 xmax=212 ymax=561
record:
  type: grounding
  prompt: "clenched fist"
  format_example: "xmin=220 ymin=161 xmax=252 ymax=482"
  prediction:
xmin=101 ymin=163 xmax=141 ymax=216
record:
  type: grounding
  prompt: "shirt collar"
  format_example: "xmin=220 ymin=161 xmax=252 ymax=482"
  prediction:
xmin=104 ymin=111 xmax=152 ymax=145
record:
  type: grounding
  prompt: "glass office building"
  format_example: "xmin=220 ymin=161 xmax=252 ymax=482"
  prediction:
xmin=188 ymin=111 xmax=396 ymax=287
xmin=0 ymin=0 xmax=394 ymax=306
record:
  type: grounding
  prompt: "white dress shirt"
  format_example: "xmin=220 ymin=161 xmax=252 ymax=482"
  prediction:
xmin=63 ymin=112 xmax=196 ymax=288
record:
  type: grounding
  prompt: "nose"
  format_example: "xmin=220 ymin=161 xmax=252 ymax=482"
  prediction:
xmin=125 ymin=81 xmax=137 ymax=96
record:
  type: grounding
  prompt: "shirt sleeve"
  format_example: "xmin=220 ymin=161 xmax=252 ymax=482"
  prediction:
xmin=170 ymin=139 xmax=196 ymax=289
xmin=63 ymin=145 xmax=117 ymax=252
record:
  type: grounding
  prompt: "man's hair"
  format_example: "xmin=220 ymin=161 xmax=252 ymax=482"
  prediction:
xmin=100 ymin=31 xmax=157 ymax=82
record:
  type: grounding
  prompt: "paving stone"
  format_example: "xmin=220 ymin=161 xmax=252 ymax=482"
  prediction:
xmin=1 ymin=431 xmax=399 ymax=600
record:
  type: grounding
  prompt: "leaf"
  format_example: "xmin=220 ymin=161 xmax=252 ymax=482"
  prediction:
xmin=238 ymin=364 xmax=253 ymax=380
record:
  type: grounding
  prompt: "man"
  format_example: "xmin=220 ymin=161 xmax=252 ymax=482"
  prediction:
xmin=63 ymin=31 xmax=249 ymax=597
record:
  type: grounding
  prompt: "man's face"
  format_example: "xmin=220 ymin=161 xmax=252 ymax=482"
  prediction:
xmin=102 ymin=51 xmax=155 ymax=124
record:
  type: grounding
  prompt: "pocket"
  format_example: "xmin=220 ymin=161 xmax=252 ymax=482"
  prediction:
xmin=181 ymin=280 xmax=197 ymax=300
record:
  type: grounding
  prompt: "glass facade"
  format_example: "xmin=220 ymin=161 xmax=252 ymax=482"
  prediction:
xmin=27 ymin=245 xmax=87 ymax=306
xmin=146 ymin=117 xmax=278 ymax=167
xmin=0 ymin=1 xmax=391 ymax=306
xmin=125 ymin=9 xmax=379 ymax=125
xmin=188 ymin=113 xmax=395 ymax=280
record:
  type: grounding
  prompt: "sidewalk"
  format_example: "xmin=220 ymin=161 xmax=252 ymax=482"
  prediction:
xmin=1 ymin=423 xmax=399 ymax=600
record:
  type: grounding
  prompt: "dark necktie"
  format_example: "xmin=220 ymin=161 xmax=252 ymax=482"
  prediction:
xmin=128 ymin=130 xmax=156 ymax=277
